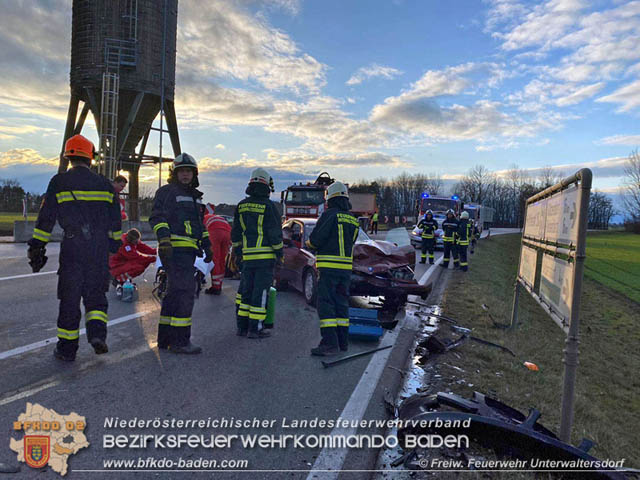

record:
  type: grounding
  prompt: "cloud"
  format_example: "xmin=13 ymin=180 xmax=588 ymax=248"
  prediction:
xmin=263 ymin=149 xmax=412 ymax=171
xmin=597 ymin=134 xmax=640 ymax=146
xmin=215 ymin=144 xmax=226 ymax=150
xmin=597 ymin=79 xmax=640 ymax=112
xmin=0 ymin=148 xmax=58 ymax=167
xmin=495 ymin=156 xmax=628 ymax=178
xmin=555 ymin=81 xmax=605 ymax=106
xmin=346 ymin=64 xmax=403 ymax=86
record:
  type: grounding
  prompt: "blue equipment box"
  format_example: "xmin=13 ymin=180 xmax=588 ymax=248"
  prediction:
xmin=348 ymin=308 xmax=383 ymax=341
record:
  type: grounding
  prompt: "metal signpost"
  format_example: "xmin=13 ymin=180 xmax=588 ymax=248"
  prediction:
xmin=510 ymin=168 xmax=592 ymax=442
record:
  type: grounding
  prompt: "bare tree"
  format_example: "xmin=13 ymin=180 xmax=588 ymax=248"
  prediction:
xmin=621 ymin=149 xmax=640 ymax=223
xmin=537 ymin=166 xmax=564 ymax=189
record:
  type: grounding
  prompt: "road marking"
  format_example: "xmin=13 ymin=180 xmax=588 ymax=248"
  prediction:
xmin=0 ymin=270 xmax=57 ymax=282
xmin=0 ymin=380 xmax=62 ymax=406
xmin=306 ymin=310 xmax=405 ymax=480
xmin=0 ymin=311 xmax=149 ymax=361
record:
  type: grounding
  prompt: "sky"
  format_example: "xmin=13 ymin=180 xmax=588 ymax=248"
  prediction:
xmin=0 ymin=0 xmax=639 ymax=207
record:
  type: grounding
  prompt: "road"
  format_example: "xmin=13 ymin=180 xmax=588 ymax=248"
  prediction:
xmin=0 ymin=241 xmax=448 ymax=479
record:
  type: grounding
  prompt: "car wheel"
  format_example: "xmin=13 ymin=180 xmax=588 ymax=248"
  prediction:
xmin=303 ymin=268 xmax=318 ymax=306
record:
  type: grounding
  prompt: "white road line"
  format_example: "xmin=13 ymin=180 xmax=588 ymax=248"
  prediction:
xmin=0 ymin=380 xmax=62 ymax=407
xmin=0 ymin=311 xmax=149 ymax=361
xmin=0 ymin=270 xmax=57 ymax=281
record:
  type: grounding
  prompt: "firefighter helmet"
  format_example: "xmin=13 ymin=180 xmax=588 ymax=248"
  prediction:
xmin=64 ymin=134 xmax=95 ymax=162
xmin=173 ymin=153 xmax=198 ymax=173
xmin=461 ymin=211 xmax=469 ymax=219
xmin=425 ymin=209 xmax=433 ymax=218
xmin=327 ymin=181 xmax=348 ymax=200
xmin=446 ymin=209 xmax=455 ymax=216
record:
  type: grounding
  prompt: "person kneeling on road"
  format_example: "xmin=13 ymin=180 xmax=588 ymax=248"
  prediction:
xmin=306 ymin=181 xmax=359 ymax=356
xmin=149 ymin=153 xmax=212 ymax=354
xmin=109 ymin=228 xmax=156 ymax=288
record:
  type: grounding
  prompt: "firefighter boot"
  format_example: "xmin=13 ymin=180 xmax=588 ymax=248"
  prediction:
xmin=53 ymin=347 xmax=75 ymax=362
xmin=247 ymin=320 xmax=271 ymax=338
xmin=311 ymin=327 xmax=339 ymax=356
xmin=337 ymin=326 xmax=349 ymax=352
xmin=90 ymin=338 xmax=109 ymax=355
xmin=169 ymin=342 xmax=202 ymax=354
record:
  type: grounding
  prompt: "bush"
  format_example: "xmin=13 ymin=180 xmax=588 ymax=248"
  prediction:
xmin=623 ymin=221 xmax=640 ymax=233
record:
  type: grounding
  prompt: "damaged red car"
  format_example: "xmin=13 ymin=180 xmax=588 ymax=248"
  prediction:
xmin=275 ymin=218 xmax=430 ymax=309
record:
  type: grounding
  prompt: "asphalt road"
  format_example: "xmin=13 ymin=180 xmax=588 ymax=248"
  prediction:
xmin=0 ymin=242 xmax=445 ymax=479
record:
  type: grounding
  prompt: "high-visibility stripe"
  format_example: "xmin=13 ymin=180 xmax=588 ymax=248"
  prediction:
xmin=235 ymin=293 xmax=242 ymax=305
xmin=239 ymin=215 xmax=247 ymax=248
xmin=110 ymin=230 xmax=122 ymax=240
xmin=202 ymin=231 xmax=209 ymax=238
xmin=317 ymin=262 xmax=352 ymax=270
xmin=272 ymin=242 xmax=283 ymax=251
xmin=320 ymin=318 xmax=338 ymax=328
xmin=421 ymin=234 xmax=434 ymax=239
xmin=57 ymin=328 xmax=79 ymax=340
xmin=56 ymin=191 xmax=114 ymax=203
xmin=243 ymin=246 xmax=275 ymax=253
xmin=232 ymin=241 xmax=242 ymax=247
xmin=316 ymin=255 xmax=352 ymax=262
xmin=250 ymin=306 xmax=267 ymax=313
xmin=461 ymin=262 xmax=468 ymax=266
xmin=256 ymin=214 xmax=264 ymax=248
xmin=338 ymin=224 xmax=345 ymax=258
xmin=153 ymin=222 xmax=169 ymax=233
xmin=170 ymin=316 xmax=192 ymax=327
xmin=459 ymin=241 xmax=469 ymax=245
xmin=336 ymin=318 xmax=349 ymax=327
xmin=175 ymin=196 xmax=194 ymax=203
xmin=170 ymin=234 xmax=198 ymax=249
xmin=184 ymin=221 xmax=192 ymax=236
xmin=32 ymin=228 xmax=51 ymax=243
xmin=421 ymin=253 xmax=427 ymax=259
xmin=238 ymin=303 xmax=250 ymax=317
xmin=86 ymin=310 xmax=108 ymax=324
xmin=243 ymin=253 xmax=276 ymax=261
xmin=159 ymin=316 xmax=171 ymax=325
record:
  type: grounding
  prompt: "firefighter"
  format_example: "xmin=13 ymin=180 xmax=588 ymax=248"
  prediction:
xmin=471 ymin=221 xmax=479 ymax=254
xmin=203 ymin=203 xmax=232 ymax=295
xmin=149 ymin=153 xmax=212 ymax=354
xmin=369 ymin=210 xmax=379 ymax=235
xmin=109 ymin=228 xmax=156 ymax=284
xmin=457 ymin=211 xmax=471 ymax=272
xmin=306 ymin=181 xmax=359 ymax=356
xmin=27 ymin=134 xmax=122 ymax=361
xmin=417 ymin=210 xmax=438 ymax=264
xmin=112 ymin=175 xmax=128 ymax=220
xmin=440 ymin=209 xmax=459 ymax=269
xmin=231 ymin=168 xmax=283 ymax=338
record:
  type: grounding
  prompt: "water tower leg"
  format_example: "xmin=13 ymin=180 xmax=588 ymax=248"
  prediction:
xmin=73 ymin=103 xmax=90 ymax=135
xmin=165 ymin=100 xmax=181 ymax=156
xmin=128 ymin=163 xmax=140 ymax=221
xmin=58 ymin=95 xmax=79 ymax=173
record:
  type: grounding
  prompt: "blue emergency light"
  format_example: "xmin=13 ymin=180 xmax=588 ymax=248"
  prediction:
xmin=451 ymin=195 xmax=459 ymax=200
xmin=422 ymin=193 xmax=430 ymax=198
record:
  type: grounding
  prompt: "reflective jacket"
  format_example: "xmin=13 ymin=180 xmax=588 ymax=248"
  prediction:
xmin=441 ymin=217 xmax=459 ymax=243
xmin=231 ymin=196 xmax=283 ymax=267
xmin=457 ymin=219 xmax=471 ymax=246
xmin=149 ymin=183 xmax=208 ymax=251
xmin=417 ymin=217 xmax=438 ymax=239
xmin=307 ymin=208 xmax=359 ymax=272
xmin=30 ymin=166 xmax=121 ymax=247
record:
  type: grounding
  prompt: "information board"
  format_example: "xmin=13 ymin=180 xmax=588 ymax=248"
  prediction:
xmin=545 ymin=185 xmax=579 ymax=245
xmin=539 ymin=255 xmax=574 ymax=327
xmin=524 ymin=198 xmax=546 ymax=238
xmin=518 ymin=245 xmax=537 ymax=288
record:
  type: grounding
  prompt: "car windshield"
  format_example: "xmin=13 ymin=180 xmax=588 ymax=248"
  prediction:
xmin=385 ymin=227 xmax=411 ymax=247
xmin=357 ymin=228 xmax=371 ymax=242
xmin=302 ymin=225 xmax=369 ymax=245
xmin=286 ymin=189 xmax=325 ymax=205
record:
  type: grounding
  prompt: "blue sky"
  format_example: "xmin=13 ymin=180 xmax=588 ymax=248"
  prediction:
xmin=0 ymin=0 xmax=639 ymax=206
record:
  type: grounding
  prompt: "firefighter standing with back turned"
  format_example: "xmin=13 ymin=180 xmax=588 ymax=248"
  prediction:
xmin=417 ymin=209 xmax=438 ymax=264
xmin=27 ymin=134 xmax=122 ymax=361
xmin=440 ymin=209 xmax=459 ymax=270
xmin=306 ymin=182 xmax=359 ymax=356
xmin=149 ymin=153 xmax=212 ymax=354
xmin=231 ymin=169 xmax=283 ymax=338
xmin=457 ymin=211 xmax=471 ymax=272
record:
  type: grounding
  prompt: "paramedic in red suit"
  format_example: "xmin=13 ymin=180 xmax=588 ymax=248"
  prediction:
xmin=113 ymin=175 xmax=128 ymax=220
xmin=203 ymin=203 xmax=232 ymax=295
xmin=109 ymin=229 xmax=157 ymax=283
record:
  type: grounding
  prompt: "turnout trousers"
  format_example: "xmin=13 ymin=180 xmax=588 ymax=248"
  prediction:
xmin=317 ymin=269 xmax=350 ymax=350
xmin=420 ymin=237 xmax=435 ymax=264
xmin=458 ymin=244 xmax=469 ymax=271
xmin=159 ymin=250 xmax=196 ymax=348
xmin=237 ymin=265 xmax=273 ymax=333
xmin=56 ymin=235 xmax=110 ymax=357
xmin=442 ymin=241 xmax=455 ymax=268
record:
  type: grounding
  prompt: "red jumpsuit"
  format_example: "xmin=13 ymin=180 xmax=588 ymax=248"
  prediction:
xmin=109 ymin=235 xmax=156 ymax=282
xmin=119 ymin=196 xmax=127 ymax=220
xmin=204 ymin=214 xmax=232 ymax=292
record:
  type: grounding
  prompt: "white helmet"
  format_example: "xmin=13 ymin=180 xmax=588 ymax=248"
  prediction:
xmin=327 ymin=181 xmax=348 ymax=200
xmin=173 ymin=153 xmax=198 ymax=173
xmin=249 ymin=168 xmax=274 ymax=192
xmin=461 ymin=211 xmax=469 ymax=219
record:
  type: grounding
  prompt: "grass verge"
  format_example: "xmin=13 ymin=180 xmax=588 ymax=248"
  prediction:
xmin=436 ymin=233 xmax=639 ymax=467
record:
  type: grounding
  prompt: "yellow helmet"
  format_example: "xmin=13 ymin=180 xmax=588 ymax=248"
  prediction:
xmin=327 ymin=181 xmax=348 ymax=200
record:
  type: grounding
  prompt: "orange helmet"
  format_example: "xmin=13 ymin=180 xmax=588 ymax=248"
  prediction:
xmin=64 ymin=134 xmax=95 ymax=161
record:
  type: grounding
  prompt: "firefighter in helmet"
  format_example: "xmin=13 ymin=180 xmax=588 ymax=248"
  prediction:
xmin=27 ymin=134 xmax=122 ymax=361
xmin=417 ymin=210 xmax=438 ymax=264
xmin=440 ymin=209 xmax=459 ymax=269
xmin=231 ymin=168 xmax=283 ymax=338
xmin=457 ymin=211 xmax=471 ymax=272
xmin=149 ymin=153 xmax=211 ymax=354
xmin=306 ymin=181 xmax=359 ymax=356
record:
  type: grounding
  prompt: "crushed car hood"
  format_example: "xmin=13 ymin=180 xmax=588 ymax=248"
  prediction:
xmin=353 ymin=239 xmax=415 ymax=275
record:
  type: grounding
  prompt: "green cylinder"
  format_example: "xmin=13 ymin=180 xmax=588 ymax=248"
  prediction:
xmin=264 ymin=287 xmax=277 ymax=328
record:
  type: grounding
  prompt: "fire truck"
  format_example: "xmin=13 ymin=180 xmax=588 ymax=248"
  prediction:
xmin=281 ymin=172 xmax=334 ymax=220
xmin=416 ymin=193 xmax=463 ymax=217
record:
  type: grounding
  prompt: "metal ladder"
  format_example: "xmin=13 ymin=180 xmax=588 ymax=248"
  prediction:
xmin=99 ymin=68 xmax=119 ymax=179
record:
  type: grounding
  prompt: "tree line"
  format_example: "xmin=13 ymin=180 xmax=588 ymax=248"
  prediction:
xmin=0 ymin=179 xmax=44 ymax=214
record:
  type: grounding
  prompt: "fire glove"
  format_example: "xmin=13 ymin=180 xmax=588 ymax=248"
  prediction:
xmin=27 ymin=241 xmax=48 ymax=273
xmin=201 ymin=238 xmax=213 ymax=263
xmin=109 ymin=238 xmax=122 ymax=254
xmin=158 ymin=237 xmax=173 ymax=264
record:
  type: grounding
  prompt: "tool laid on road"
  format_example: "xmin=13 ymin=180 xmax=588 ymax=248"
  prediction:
xmin=321 ymin=344 xmax=392 ymax=368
